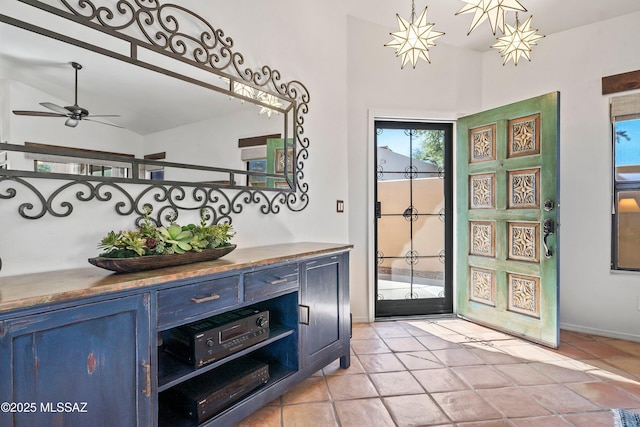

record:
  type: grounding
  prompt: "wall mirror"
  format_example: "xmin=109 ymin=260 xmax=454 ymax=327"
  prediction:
xmin=0 ymin=0 xmax=310 ymax=224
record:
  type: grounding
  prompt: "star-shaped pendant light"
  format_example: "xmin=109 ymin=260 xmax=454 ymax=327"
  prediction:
xmin=232 ymin=81 xmax=256 ymax=101
xmin=385 ymin=0 xmax=444 ymax=69
xmin=456 ymin=0 xmax=527 ymax=35
xmin=257 ymin=91 xmax=283 ymax=118
xmin=491 ymin=14 xmax=544 ymax=65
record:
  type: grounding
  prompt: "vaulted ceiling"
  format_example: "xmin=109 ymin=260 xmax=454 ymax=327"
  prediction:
xmin=345 ymin=0 xmax=640 ymax=52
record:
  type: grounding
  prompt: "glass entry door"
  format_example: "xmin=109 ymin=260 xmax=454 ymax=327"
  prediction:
xmin=375 ymin=121 xmax=453 ymax=317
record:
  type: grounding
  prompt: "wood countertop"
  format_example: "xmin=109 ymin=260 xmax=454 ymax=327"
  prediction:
xmin=0 ymin=242 xmax=352 ymax=314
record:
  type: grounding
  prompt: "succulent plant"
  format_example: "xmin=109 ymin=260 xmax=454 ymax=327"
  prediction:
xmin=98 ymin=231 xmax=123 ymax=254
xmin=121 ymin=230 xmax=147 ymax=256
xmin=157 ymin=223 xmax=193 ymax=254
xmin=96 ymin=212 xmax=234 ymax=258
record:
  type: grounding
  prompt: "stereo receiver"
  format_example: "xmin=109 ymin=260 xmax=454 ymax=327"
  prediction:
xmin=164 ymin=307 xmax=270 ymax=367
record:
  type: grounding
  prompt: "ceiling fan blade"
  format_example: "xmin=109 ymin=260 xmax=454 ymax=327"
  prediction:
xmin=86 ymin=114 xmax=121 ymax=118
xmin=40 ymin=102 xmax=71 ymax=115
xmin=83 ymin=118 xmax=124 ymax=128
xmin=12 ymin=110 xmax=67 ymax=117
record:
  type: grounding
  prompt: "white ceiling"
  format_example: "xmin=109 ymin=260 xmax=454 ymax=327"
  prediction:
xmin=0 ymin=19 xmax=279 ymax=136
xmin=345 ymin=0 xmax=640 ymax=52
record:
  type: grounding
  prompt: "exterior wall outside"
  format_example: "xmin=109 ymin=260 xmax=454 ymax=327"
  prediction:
xmin=377 ymin=146 xmax=440 ymax=179
xmin=377 ymin=178 xmax=445 ymax=277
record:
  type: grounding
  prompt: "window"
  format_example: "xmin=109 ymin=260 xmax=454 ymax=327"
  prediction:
xmin=611 ymin=93 xmax=640 ymax=270
xmin=35 ymin=160 xmax=129 ymax=177
xmin=26 ymin=142 xmax=132 ymax=178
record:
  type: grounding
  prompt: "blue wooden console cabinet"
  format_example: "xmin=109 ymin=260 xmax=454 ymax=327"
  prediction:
xmin=0 ymin=242 xmax=351 ymax=427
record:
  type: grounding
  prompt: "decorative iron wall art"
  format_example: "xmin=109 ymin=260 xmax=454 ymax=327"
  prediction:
xmin=0 ymin=0 xmax=310 ymax=224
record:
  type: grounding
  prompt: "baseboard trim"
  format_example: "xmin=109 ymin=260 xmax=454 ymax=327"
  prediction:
xmin=560 ymin=322 xmax=640 ymax=343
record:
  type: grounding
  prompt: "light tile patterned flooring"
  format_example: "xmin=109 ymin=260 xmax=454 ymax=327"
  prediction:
xmin=236 ymin=318 xmax=640 ymax=426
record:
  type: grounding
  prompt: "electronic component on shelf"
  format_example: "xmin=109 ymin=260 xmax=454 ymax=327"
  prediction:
xmin=161 ymin=357 xmax=270 ymax=423
xmin=163 ymin=307 xmax=270 ymax=367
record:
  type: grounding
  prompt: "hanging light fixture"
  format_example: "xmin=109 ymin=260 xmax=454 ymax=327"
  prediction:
xmin=491 ymin=14 xmax=544 ymax=65
xmin=232 ymin=81 xmax=256 ymax=101
xmin=257 ymin=91 xmax=282 ymax=118
xmin=384 ymin=0 xmax=444 ymax=69
xmin=456 ymin=0 xmax=527 ymax=35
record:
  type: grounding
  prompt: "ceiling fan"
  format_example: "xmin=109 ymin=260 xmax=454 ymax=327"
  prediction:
xmin=12 ymin=61 xmax=122 ymax=128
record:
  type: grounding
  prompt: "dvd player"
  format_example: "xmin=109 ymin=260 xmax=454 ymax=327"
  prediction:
xmin=161 ymin=356 xmax=269 ymax=423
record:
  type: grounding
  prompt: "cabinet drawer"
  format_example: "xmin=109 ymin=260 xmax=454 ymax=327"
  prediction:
xmin=245 ymin=264 xmax=299 ymax=301
xmin=157 ymin=276 xmax=240 ymax=327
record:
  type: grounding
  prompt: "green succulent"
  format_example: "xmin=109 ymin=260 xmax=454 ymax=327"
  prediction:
xmin=96 ymin=213 xmax=234 ymax=258
xmin=158 ymin=223 xmax=193 ymax=254
xmin=138 ymin=209 xmax=157 ymax=239
xmin=189 ymin=234 xmax=209 ymax=252
xmin=121 ymin=230 xmax=146 ymax=256
xmin=98 ymin=231 xmax=122 ymax=254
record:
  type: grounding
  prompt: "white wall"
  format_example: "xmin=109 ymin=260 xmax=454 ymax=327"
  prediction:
xmin=0 ymin=0 xmax=350 ymax=276
xmin=143 ymin=107 xmax=282 ymax=183
xmin=481 ymin=11 xmax=640 ymax=341
xmin=346 ymin=16 xmax=483 ymax=322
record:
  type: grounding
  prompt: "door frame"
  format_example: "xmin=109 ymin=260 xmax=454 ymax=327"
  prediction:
xmin=367 ymin=111 xmax=457 ymax=322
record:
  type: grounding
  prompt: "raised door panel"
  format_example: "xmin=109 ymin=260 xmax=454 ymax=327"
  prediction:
xmin=0 ymin=294 xmax=151 ymax=427
xmin=300 ymin=254 xmax=350 ymax=369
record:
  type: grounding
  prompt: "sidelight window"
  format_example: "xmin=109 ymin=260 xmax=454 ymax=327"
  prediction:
xmin=611 ymin=93 xmax=640 ymax=270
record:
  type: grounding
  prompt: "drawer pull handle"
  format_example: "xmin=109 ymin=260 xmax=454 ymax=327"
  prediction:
xmin=190 ymin=294 xmax=220 ymax=303
xmin=268 ymin=278 xmax=288 ymax=285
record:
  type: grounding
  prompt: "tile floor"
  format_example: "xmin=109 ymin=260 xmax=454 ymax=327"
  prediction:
xmin=235 ymin=318 xmax=640 ymax=426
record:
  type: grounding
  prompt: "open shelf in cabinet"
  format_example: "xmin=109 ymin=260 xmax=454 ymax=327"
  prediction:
xmin=158 ymin=359 xmax=294 ymax=427
xmin=158 ymin=324 xmax=294 ymax=391
xmin=157 ymin=292 xmax=300 ymax=425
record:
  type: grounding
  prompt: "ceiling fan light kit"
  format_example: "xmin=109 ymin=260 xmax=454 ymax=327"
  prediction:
xmin=12 ymin=61 xmax=122 ymax=128
xmin=386 ymin=0 xmax=544 ymax=68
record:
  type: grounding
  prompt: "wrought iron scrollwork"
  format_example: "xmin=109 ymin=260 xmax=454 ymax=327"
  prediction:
xmin=404 ymin=250 xmax=419 ymax=265
xmin=404 ymin=165 xmax=418 ymax=179
xmin=0 ymin=176 xmax=307 ymax=224
xmin=402 ymin=205 xmax=418 ymax=222
xmin=3 ymin=0 xmax=310 ymax=221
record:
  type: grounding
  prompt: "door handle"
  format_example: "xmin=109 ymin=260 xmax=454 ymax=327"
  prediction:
xmin=299 ymin=304 xmax=310 ymax=325
xmin=543 ymin=218 xmax=555 ymax=258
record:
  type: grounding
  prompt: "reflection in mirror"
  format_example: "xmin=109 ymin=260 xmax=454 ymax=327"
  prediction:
xmin=0 ymin=20 xmax=294 ymax=188
xmin=0 ymin=0 xmax=309 ymax=223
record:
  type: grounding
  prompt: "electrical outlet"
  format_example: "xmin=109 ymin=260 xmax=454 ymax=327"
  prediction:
xmin=336 ymin=200 xmax=344 ymax=213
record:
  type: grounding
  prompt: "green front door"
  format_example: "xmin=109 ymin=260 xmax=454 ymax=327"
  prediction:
xmin=456 ymin=92 xmax=560 ymax=348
